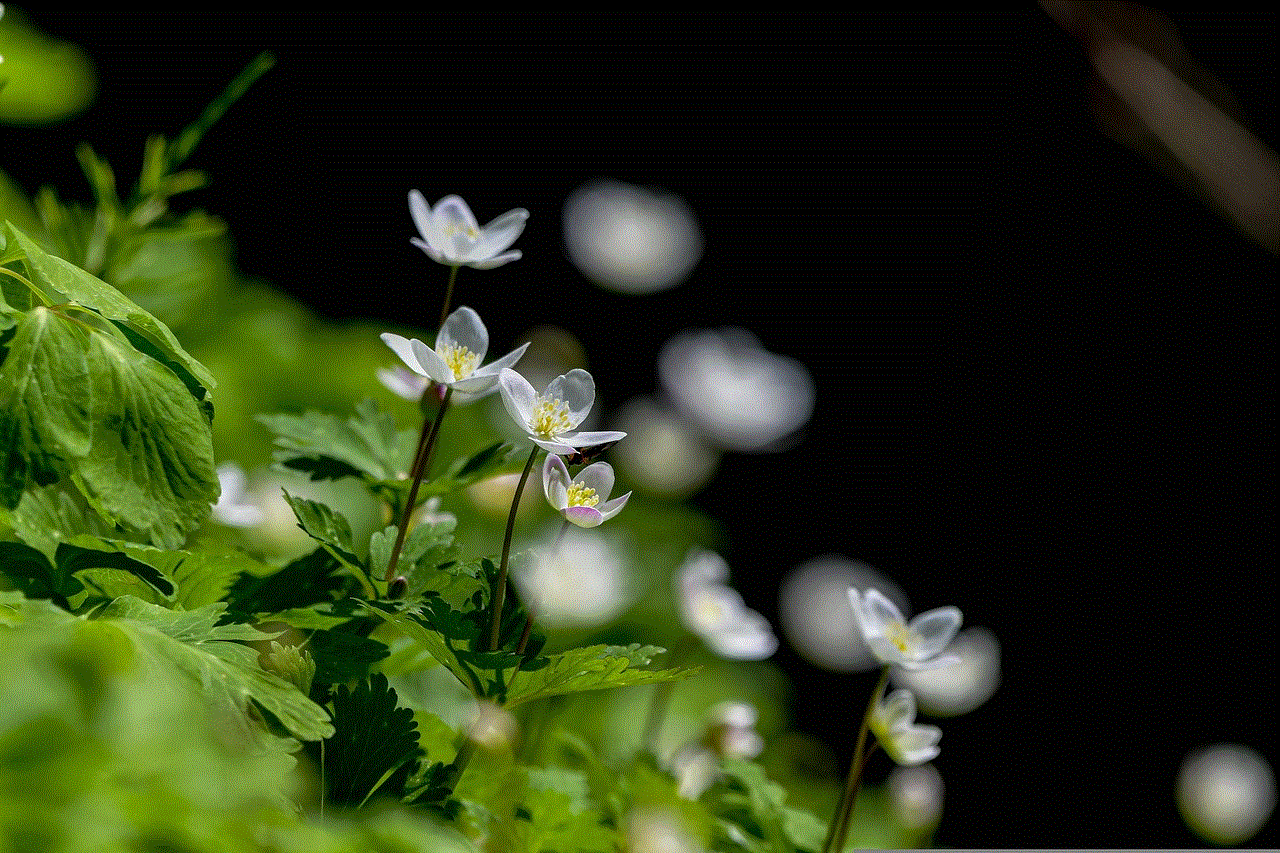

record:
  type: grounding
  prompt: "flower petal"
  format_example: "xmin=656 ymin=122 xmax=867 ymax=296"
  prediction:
xmin=468 ymin=207 xmax=529 ymax=261
xmin=898 ymin=654 xmax=961 ymax=672
xmin=556 ymin=430 xmax=627 ymax=450
xmin=381 ymin=332 xmax=428 ymax=376
xmin=878 ymin=690 xmax=918 ymax=732
xmin=574 ymin=461 xmax=616 ymax=500
xmin=378 ymin=366 xmax=429 ymax=401
xmin=432 ymin=195 xmax=480 ymax=234
xmin=596 ymin=491 xmax=631 ymax=523
xmin=498 ymin=369 xmax=537 ymax=430
xmin=409 ymin=191 xmax=450 ymax=259
xmin=410 ymin=237 xmax=446 ymax=263
xmin=469 ymin=342 xmax=531 ymax=380
xmin=887 ymin=725 xmax=942 ymax=766
xmin=863 ymin=588 xmax=904 ymax=639
xmin=705 ymin=610 xmax=778 ymax=660
xmin=448 ymin=372 xmax=502 ymax=396
xmin=564 ymin=505 xmax=604 ymax=528
xmin=411 ymin=337 xmax=453 ymax=384
xmin=909 ymin=606 xmax=963 ymax=662
xmin=439 ymin=306 xmax=489 ymax=361
xmin=543 ymin=454 xmax=571 ymax=509
xmin=531 ymin=437 xmax=580 ymax=455
xmin=543 ymin=369 xmax=595 ymax=428
xmin=467 ymin=250 xmax=522 ymax=269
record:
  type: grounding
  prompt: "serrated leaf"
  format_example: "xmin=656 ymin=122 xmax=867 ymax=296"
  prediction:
xmin=72 ymin=330 xmax=217 ymax=547
xmin=307 ymin=627 xmax=389 ymax=686
xmin=416 ymin=441 xmax=526 ymax=498
xmin=504 ymin=644 xmax=699 ymax=708
xmin=4 ymin=222 xmax=215 ymax=390
xmin=0 ymin=540 xmax=77 ymax=602
xmin=513 ymin=766 xmax=615 ymax=853
xmin=258 ymin=399 xmax=417 ymax=485
xmin=281 ymin=491 xmax=357 ymax=558
xmin=97 ymin=595 xmax=333 ymax=742
xmin=310 ymin=672 xmax=420 ymax=806
xmin=6 ymin=483 xmax=116 ymax=561
xmin=0 ymin=306 xmax=91 ymax=508
xmin=225 ymin=547 xmax=346 ymax=617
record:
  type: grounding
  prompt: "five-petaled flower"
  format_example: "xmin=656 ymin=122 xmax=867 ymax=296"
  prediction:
xmin=848 ymin=588 xmax=962 ymax=671
xmin=868 ymin=689 xmax=942 ymax=766
xmin=497 ymin=367 xmax=626 ymax=455
xmin=543 ymin=455 xmax=631 ymax=528
xmin=381 ymin=306 xmax=528 ymax=397
xmin=409 ymin=191 xmax=529 ymax=269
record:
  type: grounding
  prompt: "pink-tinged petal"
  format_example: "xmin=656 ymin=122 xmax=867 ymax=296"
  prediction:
xmin=564 ymin=505 xmax=604 ymax=528
xmin=411 ymin=337 xmax=453 ymax=384
xmin=378 ymin=366 xmax=429 ymax=401
xmin=448 ymin=373 xmax=502 ymax=396
xmin=864 ymin=588 xmax=904 ymax=636
xmin=381 ymin=332 xmax=428 ymax=376
xmin=531 ymin=437 xmax=579 ymax=455
xmin=439 ymin=306 xmax=489 ymax=361
xmin=544 ymin=369 xmax=595 ymax=428
xmin=574 ymin=461 xmax=616 ymax=499
xmin=498 ymin=368 xmax=537 ymax=429
xmin=410 ymin=237 xmax=446 ymax=262
xmin=909 ymin=606 xmax=963 ymax=661
xmin=556 ymin=430 xmax=627 ymax=450
xmin=467 ymin=250 xmax=522 ymax=269
xmin=596 ymin=491 xmax=631 ymax=523
xmin=466 ymin=208 xmax=529 ymax=261
xmin=543 ymin=455 xmax=571 ymax=509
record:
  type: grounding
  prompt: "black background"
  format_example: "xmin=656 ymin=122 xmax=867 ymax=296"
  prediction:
xmin=6 ymin=10 xmax=1275 ymax=848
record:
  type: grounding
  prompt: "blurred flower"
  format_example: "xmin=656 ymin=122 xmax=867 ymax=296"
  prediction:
xmin=779 ymin=557 xmax=907 ymax=672
xmin=542 ymin=455 xmax=630 ymax=528
xmin=465 ymin=472 xmax=539 ymax=520
xmin=562 ymin=180 xmax=702 ymax=294
xmin=628 ymin=808 xmax=706 ymax=853
xmin=658 ymin=328 xmax=814 ymax=452
xmin=849 ymin=588 xmax=961 ymax=672
xmin=408 ymin=191 xmax=528 ymax=269
xmin=498 ymin=367 xmax=626 ymax=455
xmin=513 ymin=527 xmax=633 ymax=628
xmin=211 ymin=463 xmax=264 ymax=528
xmin=381 ymin=306 xmax=528 ymax=397
xmin=869 ymin=689 xmax=942 ymax=767
xmin=677 ymin=550 xmax=777 ymax=660
xmin=377 ymin=364 xmax=430 ymax=401
xmin=888 ymin=763 xmax=944 ymax=832
xmin=413 ymin=496 xmax=456 ymax=527
xmin=611 ymin=397 xmax=719 ymax=497
xmin=892 ymin=626 xmax=1000 ymax=716
xmin=705 ymin=701 xmax=764 ymax=760
xmin=468 ymin=701 xmax=518 ymax=750
xmin=1177 ymin=743 xmax=1276 ymax=845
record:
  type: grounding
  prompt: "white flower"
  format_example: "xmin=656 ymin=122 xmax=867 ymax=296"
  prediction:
xmin=848 ymin=587 xmax=961 ymax=671
xmin=380 ymin=306 xmax=528 ymax=397
xmin=211 ymin=463 xmax=264 ymax=528
xmin=891 ymin=626 xmax=1000 ymax=716
xmin=676 ymin=550 xmax=777 ymax=660
xmin=869 ymin=689 xmax=942 ymax=767
xmin=513 ymin=527 xmax=633 ymax=628
xmin=658 ymin=328 xmax=814 ymax=452
xmin=706 ymin=701 xmax=764 ymax=760
xmin=542 ymin=455 xmax=631 ymax=528
xmin=408 ymin=191 xmax=528 ymax=269
xmin=562 ymin=180 xmax=702 ymax=294
xmin=376 ymin=365 xmax=430 ymax=401
xmin=497 ymin=367 xmax=626 ymax=455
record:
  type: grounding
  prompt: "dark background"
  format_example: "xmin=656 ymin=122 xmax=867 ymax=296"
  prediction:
xmin=6 ymin=10 xmax=1275 ymax=847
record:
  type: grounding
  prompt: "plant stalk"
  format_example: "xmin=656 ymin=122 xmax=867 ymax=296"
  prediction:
xmin=488 ymin=445 xmax=540 ymax=650
xmin=384 ymin=387 xmax=452 ymax=583
xmin=823 ymin=666 xmax=889 ymax=853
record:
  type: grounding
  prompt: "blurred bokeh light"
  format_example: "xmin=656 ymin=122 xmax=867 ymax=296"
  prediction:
xmin=1177 ymin=742 xmax=1276 ymax=845
xmin=891 ymin=626 xmax=1000 ymax=717
xmin=779 ymin=556 xmax=906 ymax=672
xmin=611 ymin=397 xmax=719 ymax=497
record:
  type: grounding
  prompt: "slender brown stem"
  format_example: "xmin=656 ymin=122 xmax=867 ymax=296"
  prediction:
xmin=384 ymin=388 xmax=452 ymax=583
xmin=823 ymin=667 xmax=889 ymax=853
xmin=439 ymin=265 xmax=459 ymax=328
xmin=488 ymin=445 xmax=540 ymax=650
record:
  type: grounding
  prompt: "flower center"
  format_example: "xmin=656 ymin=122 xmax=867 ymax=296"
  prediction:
xmin=886 ymin=620 xmax=918 ymax=654
xmin=442 ymin=222 xmax=481 ymax=242
xmin=565 ymin=482 xmax=600 ymax=508
xmin=531 ymin=396 xmax=573 ymax=438
xmin=441 ymin=343 xmax=479 ymax=380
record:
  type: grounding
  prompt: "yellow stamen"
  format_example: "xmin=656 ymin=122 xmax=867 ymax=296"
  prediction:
xmin=441 ymin=343 xmax=479 ymax=379
xmin=566 ymin=482 xmax=600 ymax=508
xmin=531 ymin=395 xmax=573 ymax=438
xmin=886 ymin=620 xmax=917 ymax=654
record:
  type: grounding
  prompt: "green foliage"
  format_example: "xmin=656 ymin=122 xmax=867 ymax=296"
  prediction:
xmin=311 ymin=673 xmax=420 ymax=807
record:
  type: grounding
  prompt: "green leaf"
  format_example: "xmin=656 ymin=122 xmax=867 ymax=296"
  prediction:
xmin=307 ymin=627 xmax=389 ymax=686
xmin=281 ymin=491 xmax=358 ymax=559
xmin=512 ymin=766 xmax=615 ymax=853
xmin=225 ymin=547 xmax=347 ymax=617
xmin=309 ymin=672 xmax=420 ymax=807
xmin=0 ymin=540 xmax=77 ymax=602
xmin=0 ymin=307 xmax=91 ymax=508
xmin=258 ymin=399 xmax=417 ymax=485
xmin=4 ymin=483 xmax=116 ymax=561
xmin=97 ymin=595 xmax=334 ymax=742
xmin=416 ymin=442 xmax=527 ymax=498
xmin=504 ymin=644 xmax=699 ymax=708
xmin=73 ymin=330 xmax=217 ymax=547
xmin=4 ymin=222 xmax=215 ymax=391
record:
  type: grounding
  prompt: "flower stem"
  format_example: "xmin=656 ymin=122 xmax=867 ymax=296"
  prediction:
xmin=384 ymin=387 xmax=452 ymax=584
xmin=513 ymin=520 xmax=571 ymax=657
xmin=439 ymin=264 xmax=459 ymax=328
xmin=488 ymin=444 xmax=540 ymax=651
xmin=822 ymin=667 xmax=889 ymax=853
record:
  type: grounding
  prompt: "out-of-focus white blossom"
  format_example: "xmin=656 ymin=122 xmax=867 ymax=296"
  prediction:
xmin=611 ymin=397 xmax=719 ymax=497
xmin=513 ymin=528 xmax=633 ymax=628
xmin=628 ymin=808 xmax=706 ymax=853
xmin=563 ymin=180 xmax=703 ymax=294
xmin=888 ymin=764 xmax=944 ymax=832
xmin=779 ymin=557 xmax=906 ymax=672
xmin=676 ymin=550 xmax=777 ymax=660
xmin=468 ymin=701 xmax=518 ymax=750
xmin=1177 ymin=743 xmax=1276 ymax=845
xmin=465 ymin=473 xmax=539 ymax=520
xmin=658 ymin=328 xmax=814 ymax=452
xmin=211 ymin=463 xmax=264 ymax=528
xmin=849 ymin=588 xmax=961 ymax=672
xmin=869 ymin=689 xmax=942 ymax=767
xmin=670 ymin=701 xmax=765 ymax=800
xmin=408 ymin=191 xmax=528 ymax=269
xmin=892 ymin=626 xmax=1000 ymax=716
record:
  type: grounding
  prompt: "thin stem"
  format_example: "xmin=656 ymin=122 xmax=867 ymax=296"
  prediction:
xmin=823 ymin=667 xmax=889 ymax=853
xmin=488 ymin=445 xmax=540 ymax=651
xmin=384 ymin=387 xmax=452 ymax=583
xmin=439 ymin=738 xmax=475 ymax=795
xmin=439 ymin=264 xmax=459 ymax=328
